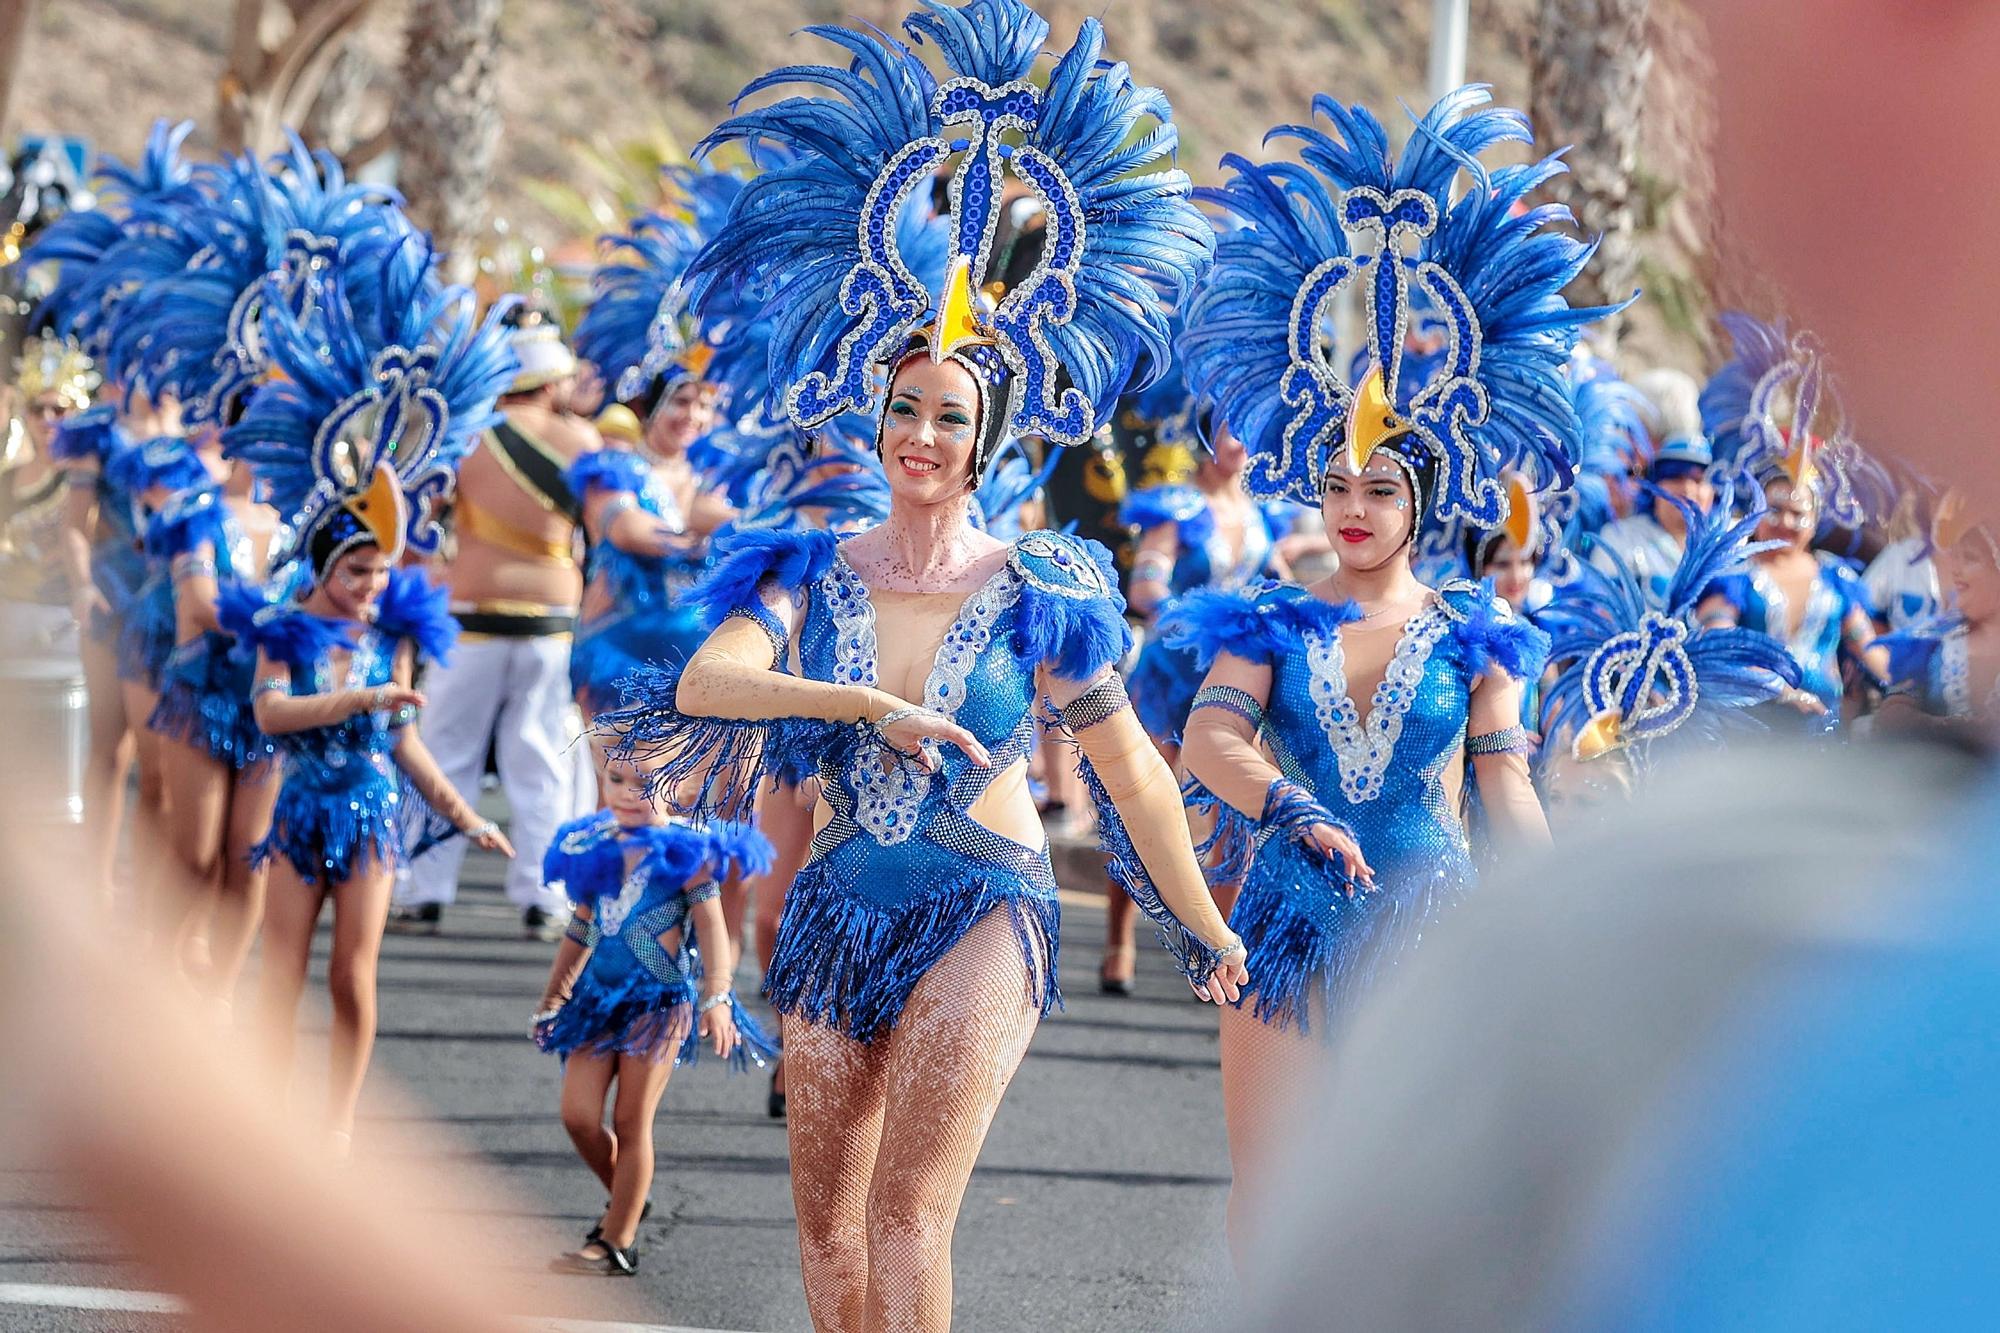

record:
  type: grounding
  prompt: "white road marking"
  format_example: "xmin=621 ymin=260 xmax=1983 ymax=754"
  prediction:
xmin=0 ymin=1282 xmax=754 ymax=1332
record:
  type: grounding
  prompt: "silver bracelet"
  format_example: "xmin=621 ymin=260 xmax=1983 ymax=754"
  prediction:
xmin=696 ymin=991 xmax=733 ymax=1015
xmin=464 ymin=819 xmax=498 ymax=840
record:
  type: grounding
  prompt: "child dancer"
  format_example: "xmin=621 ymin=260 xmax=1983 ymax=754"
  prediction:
xmin=533 ymin=744 xmax=777 ymax=1277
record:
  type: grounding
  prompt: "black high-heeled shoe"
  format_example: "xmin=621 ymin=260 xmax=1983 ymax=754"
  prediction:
xmin=550 ymin=1240 xmax=638 ymax=1277
xmin=767 ymin=1064 xmax=787 ymax=1120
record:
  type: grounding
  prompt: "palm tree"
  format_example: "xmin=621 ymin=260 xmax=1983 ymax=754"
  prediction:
xmin=389 ymin=0 xmax=502 ymax=285
xmin=1530 ymin=0 xmax=1652 ymax=343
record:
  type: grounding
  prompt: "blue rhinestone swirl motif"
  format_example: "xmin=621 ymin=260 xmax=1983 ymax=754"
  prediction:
xmin=1581 ymin=612 xmax=1699 ymax=747
xmin=990 ymin=144 xmax=1091 ymax=444
xmin=787 ymin=139 xmax=950 ymax=427
xmin=1008 ymin=531 xmax=1110 ymax=600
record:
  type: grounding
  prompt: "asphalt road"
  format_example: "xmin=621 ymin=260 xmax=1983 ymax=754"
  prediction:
xmin=0 ymin=840 xmax=1238 ymax=1332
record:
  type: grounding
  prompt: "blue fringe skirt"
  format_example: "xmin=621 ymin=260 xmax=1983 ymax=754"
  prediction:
xmin=535 ymin=968 xmax=778 ymax=1070
xmin=148 ymin=632 xmax=271 ymax=768
xmin=251 ymin=774 xmax=405 ymax=883
xmin=765 ymin=838 xmax=1062 ymax=1044
xmin=116 ymin=572 xmax=176 ymax=688
xmin=1230 ymin=838 xmax=1473 ymax=1037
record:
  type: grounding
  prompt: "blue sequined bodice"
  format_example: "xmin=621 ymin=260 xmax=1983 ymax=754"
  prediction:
xmin=1719 ymin=555 xmax=1859 ymax=707
xmin=272 ymin=624 xmax=407 ymax=793
xmin=555 ymin=814 xmax=704 ymax=990
xmin=783 ymin=530 xmax=1116 ymax=908
xmin=587 ymin=472 xmax=706 ymax=611
xmin=1261 ymin=592 xmax=1493 ymax=883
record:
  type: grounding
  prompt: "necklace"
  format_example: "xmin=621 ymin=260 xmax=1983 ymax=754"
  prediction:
xmin=1347 ymin=592 xmax=1427 ymax=626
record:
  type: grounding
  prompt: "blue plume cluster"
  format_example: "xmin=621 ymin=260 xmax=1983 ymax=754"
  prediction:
xmin=1182 ymin=85 xmax=1627 ymax=515
xmin=226 ymin=237 xmax=517 ymax=568
xmin=685 ymin=0 xmax=1213 ymax=447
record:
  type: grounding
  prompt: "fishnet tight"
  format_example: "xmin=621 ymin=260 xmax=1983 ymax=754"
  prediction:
xmin=784 ymin=909 xmax=1043 ymax=1332
xmin=1217 ymin=1001 xmax=1330 ymax=1276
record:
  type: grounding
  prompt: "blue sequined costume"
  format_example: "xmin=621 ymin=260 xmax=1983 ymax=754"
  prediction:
xmin=50 ymin=408 xmax=145 ymax=653
xmin=143 ymin=486 xmax=271 ymax=768
xmin=1122 ymin=483 xmax=1282 ymax=743
xmin=1708 ymin=555 xmax=1872 ymax=714
xmin=1165 ymin=580 xmax=1548 ymax=1032
xmin=604 ymin=526 xmax=1224 ymax=1042
xmin=534 ymin=811 xmax=778 ymax=1068
xmin=232 ymin=568 xmax=458 ymax=881
xmin=567 ymin=448 xmax=710 ymax=711
xmin=1875 ymin=613 xmax=1984 ymax=719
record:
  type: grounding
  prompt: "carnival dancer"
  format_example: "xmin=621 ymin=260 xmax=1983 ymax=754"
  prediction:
xmin=532 ymin=742 xmax=777 ymax=1276
xmin=1534 ymin=487 xmax=1805 ymax=835
xmin=600 ymin=2 xmax=1245 ymax=1321
xmin=1169 ymin=85 xmax=1614 ymax=1260
xmin=567 ymin=201 xmax=736 ymax=721
xmin=0 ymin=332 xmax=97 ymax=655
xmin=391 ymin=310 xmax=599 ymax=940
xmin=1875 ymin=495 xmax=2000 ymax=728
xmin=1693 ymin=315 xmax=1883 ymax=722
xmin=29 ymin=130 xmax=199 ymax=905
xmin=226 ymin=247 xmax=518 ymax=1150
xmin=107 ymin=141 xmax=405 ymax=990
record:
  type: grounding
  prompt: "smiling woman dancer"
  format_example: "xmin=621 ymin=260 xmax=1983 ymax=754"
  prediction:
xmin=597 ymin=2 xmax=1245 ymax=1325
xmin=1168 ymin=87 xmax=1621 ymax=1261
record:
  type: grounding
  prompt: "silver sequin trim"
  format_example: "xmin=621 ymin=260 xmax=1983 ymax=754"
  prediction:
xmin=1303 ymin=602 xmax=1452 ymax=804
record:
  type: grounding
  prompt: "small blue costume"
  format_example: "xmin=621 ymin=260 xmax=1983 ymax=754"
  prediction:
xmin=232 ymin=568 xmax=458 ymax=880
xmin=107 ymin=436 xmax=217 ymax=690
xmin=1706 ymin=555 xmax=1871 ymax=713
xmin=566 ymin=448 xmax=710 ymax=710
xmin=605 ymin=526 xmax=1225 ymax=1041
xmin=534 ymin=811 xmax=778 ymax=1068
xmin=143 ymin=484 xmax=271 ymax=768
xmin=50 ymin=407 xmax=145 ymax=654
xmin=1167 ymin=582 xmax=1547 ymax=1030
xmin=1121 ymin=483 xmax=1283 ymax=743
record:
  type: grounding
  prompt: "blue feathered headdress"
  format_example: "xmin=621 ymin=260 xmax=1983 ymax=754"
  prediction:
xmin=1699 ymin=311 xmax=1880 ymax=530
xmin=1181 ymin=85 xmax=1628 ymax=520
xmin=685 ymin=0 xmax=1214 ymax=453
xmin=1539 ymin=484 xmax=1799 ymax=771
xmin=23 ymin=120 xmax=207 ymax=362
xmin=107 ymin=136 xmax=410 ymax=428
xmin=226 ymin=238 xmax=517 ymax=579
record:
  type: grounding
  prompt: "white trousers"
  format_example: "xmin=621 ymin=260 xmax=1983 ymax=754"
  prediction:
xmin=399 ymin=633 xmax=588 ymax=910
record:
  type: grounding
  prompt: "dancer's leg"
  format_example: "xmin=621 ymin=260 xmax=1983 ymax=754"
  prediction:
xmin=206 ymin=762 xmax=279 ymax=1005
xmin=1216 ymin=1002 xmax=1323 ymax=1274
xmin=160 ymin=735 xmax=227 ymax=975
xmin=558 ymin=1052 xmax=620 ymax=1193
xmin=255 ymin=859 xmax=326 ymax=1091
xmin=862 ymin=909 xmax=1042 ymax=1331
xmin=78 ymin=633 xmax=131 ymax=905
xmin=603 ymin=1049 xmax=679 ymax=1248
xmin=324 ymin=862 xmax=395 ymax=1138
xmin=785 ymin=1014 xmax=889 ymax=1332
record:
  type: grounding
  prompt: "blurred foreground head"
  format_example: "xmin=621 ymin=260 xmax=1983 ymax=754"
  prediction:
xmin=1697 ymin=1 xmax=2000 ymax=512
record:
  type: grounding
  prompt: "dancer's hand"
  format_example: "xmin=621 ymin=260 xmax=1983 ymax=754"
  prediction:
xmin=468 ymin=823 xmax=515 ymax=858
xmin=70 ymin=587 xmax=109 ymax=627
xmin=699 ymin=996 xmax=739 ymax=1056
xmin=1301 ymin=821 xmax=1374 ymax=893
xmin=354 ymin=683 xmax=425 ymax=716
xmin=875 ymin=704 xmax=991 ymax=770
xmin=529 ymin=1003 xmax=561 ymax=1038
xmin=1192 ymin=942 xmax=1250 ymax=1005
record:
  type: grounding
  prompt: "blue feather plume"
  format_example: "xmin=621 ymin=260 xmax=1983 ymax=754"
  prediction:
xmin=1182 ymin=86 xmax=1627 ymax=520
